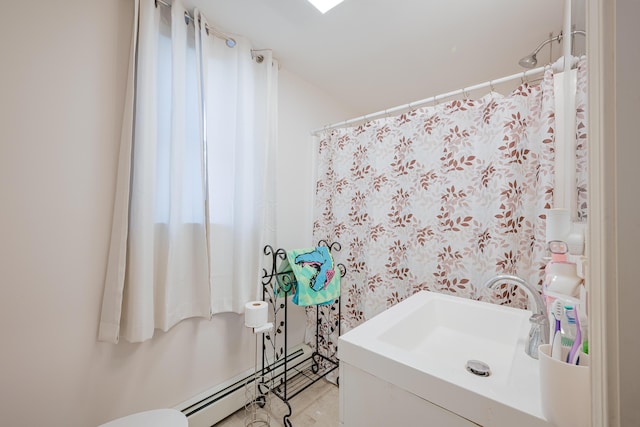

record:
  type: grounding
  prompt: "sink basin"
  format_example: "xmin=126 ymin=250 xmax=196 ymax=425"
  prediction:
xmin=338 ymin=290 xmax=549 ymax=426
xmin=377 ymin=290 xmax=529 ymax=388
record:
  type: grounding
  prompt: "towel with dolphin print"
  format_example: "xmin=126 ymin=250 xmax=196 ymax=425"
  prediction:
xmin=276 ymin=246 xmax=341 ymax=306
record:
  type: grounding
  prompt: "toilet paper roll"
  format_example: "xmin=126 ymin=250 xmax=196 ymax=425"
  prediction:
xmin=244 ymin=301 xmax=268 ymax=328
xmin=566 ymin=232 xmax=585 ymax=255
xmin=546 ymin=208 xmax=570 ymax=243
xmin=566 ymin=222 xmax=586 ymax=255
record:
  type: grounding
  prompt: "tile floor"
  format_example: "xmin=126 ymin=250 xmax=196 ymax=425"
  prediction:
xmin=214 ymin=378 xmax=339 ymax=427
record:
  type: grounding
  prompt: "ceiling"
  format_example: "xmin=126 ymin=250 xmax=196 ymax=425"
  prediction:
xmin=185 ymin=0 xmax=566 ymax=116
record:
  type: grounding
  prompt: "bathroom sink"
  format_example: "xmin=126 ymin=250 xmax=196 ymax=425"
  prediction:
xmin=377 ymin=290 xmax=530 ymax=387
xmin=338 ymin=290 xmax=549 ymax=426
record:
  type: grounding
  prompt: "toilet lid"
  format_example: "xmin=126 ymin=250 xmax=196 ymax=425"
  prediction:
xmin=99 ymin=409 xmax=188 ymax=427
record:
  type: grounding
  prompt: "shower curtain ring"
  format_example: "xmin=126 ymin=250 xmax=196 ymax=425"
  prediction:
xmin=462 ymin=88 xmax=470 ymax=99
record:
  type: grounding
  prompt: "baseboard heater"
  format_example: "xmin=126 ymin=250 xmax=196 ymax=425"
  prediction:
xmin=176 ymin=343 xmax=313 ymax=427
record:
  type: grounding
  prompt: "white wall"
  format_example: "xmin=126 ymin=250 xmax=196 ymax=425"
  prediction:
xmin=277 ymin=68 xmax=358 ymax=249
xmin=0 ymin=1 xmax=355 ymax=426
xmin=276 ymin=69 xmax=359 ymax=346
xmin=614 ymin=1 xmax=640 ymax=425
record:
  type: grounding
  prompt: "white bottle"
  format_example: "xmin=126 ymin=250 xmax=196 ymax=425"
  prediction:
xmin=544 ymin=241 xmax=582 ymax=298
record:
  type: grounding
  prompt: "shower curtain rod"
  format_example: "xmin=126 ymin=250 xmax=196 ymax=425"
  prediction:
xmin=310 ymin=56 xmax=573 ymax=136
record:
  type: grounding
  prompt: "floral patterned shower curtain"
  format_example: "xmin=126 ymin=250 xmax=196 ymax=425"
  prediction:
xmin=312 ymin=69 xmax=557 ymax=335
xmin=575 ymin=57 xmax=588 ymax=221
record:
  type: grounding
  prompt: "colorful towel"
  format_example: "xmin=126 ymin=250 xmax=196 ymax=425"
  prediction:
xmin=276 ymin=246 xmax=340 ymax=306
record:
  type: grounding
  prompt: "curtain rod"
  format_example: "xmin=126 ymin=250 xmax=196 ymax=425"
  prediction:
xmin=310 ymin=56 xmax=574 ymax=136
xmin=154 ymin=0 xmax=275 ymax=63
xmin=155 ymin=0 xmax=237 ymax=47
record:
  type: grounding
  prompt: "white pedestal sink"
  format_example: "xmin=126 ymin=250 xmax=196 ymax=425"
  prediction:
xmin=338 ymin=290 xmax=551 ymax=426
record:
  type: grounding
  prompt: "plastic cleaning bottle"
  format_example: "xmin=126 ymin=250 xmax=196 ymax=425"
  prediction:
xmin=544 ymin=241 xmax=583 ymax=298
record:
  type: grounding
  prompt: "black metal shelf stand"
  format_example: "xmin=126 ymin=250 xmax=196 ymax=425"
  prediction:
xmin=260 ymin=240 xmax=345 ymax=427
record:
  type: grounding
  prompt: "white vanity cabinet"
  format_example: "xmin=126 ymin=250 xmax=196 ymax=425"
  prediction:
xmin=340 ymin=363 xmax=477 ymax=427
xmin=337 ymin=291 xmax=551 ymax=427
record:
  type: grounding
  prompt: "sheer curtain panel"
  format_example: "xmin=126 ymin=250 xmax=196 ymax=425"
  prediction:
xmin=99 ymin=0 xmax=277 ymax=343
xmin=196 ymin=12 xmax=278 ymax=314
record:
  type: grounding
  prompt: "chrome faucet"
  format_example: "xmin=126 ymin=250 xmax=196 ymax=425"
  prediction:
xmin=483 ymin=274 xmax=549 ymax=359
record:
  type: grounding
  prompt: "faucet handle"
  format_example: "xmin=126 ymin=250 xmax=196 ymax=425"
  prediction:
xmin=527 ymin=313 xmax=550 ymax=359
xmin=530 ymin=313 xmax=548 ymax=324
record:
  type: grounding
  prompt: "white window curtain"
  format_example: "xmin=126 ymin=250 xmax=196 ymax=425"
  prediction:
xmin=195 ymin=11 xmax=278 ymax=314
xmin=99 ymin=0 xmax=277 ymax=343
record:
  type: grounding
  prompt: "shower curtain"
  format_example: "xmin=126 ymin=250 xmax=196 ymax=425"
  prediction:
xmin=575 ymin=58 xmax=588 ymax=221
xmin=312 ymin=69 xmax=557 ymax=338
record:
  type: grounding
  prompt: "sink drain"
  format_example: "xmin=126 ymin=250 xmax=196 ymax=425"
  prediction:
xmin=465 ymin=360 xmax=491 ymax=377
